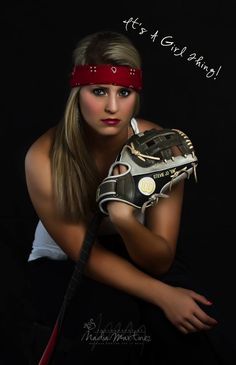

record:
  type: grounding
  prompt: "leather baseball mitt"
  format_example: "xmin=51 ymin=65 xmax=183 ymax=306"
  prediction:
xmin=96 ymin=128 xmax=198 ymax=214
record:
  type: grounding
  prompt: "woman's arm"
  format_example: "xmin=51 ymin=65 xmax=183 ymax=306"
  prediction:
xmin=87 ymin=242 xmax=218 ymax=334
xmin=24 ymin=138 xmax=169 ymax=304
xmin=107 ymin=167 xmax=184 ymax=276
xmin=105 ymin=119 xmax=186 ymax=276
xmin=25 ymin=138 xmax=217 ymax=334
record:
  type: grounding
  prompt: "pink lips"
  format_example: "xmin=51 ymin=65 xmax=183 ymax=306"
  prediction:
xmin=101 ymin=119 xmax=120 ymax=126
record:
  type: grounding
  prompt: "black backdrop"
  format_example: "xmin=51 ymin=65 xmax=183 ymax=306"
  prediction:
xmin=1 ymin=1 xmax=235 ymax=363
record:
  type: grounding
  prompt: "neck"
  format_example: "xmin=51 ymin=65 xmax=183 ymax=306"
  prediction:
xmin=83 ymin=123 xmax=132 ymax=179
xmin=84 ymin=124 xmax=132 ymax=156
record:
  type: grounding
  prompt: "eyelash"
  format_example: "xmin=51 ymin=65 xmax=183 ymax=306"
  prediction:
xmin=92 ymin=88 xmax=131 ymax=97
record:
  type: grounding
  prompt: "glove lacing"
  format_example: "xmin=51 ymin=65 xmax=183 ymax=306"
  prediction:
xmin=141 ymin=193 xmax=169 ymax=214
xmin=126 ymin=143 xmax=161 ymax=162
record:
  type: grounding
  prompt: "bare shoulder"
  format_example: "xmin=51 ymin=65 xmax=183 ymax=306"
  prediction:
xmin=25 ymin=126 xmax=57 ymax=197
xmin=136 ymin=118 xmax=163 ymax=132
xmin=25 ymin=126 xmax=56 ymax=161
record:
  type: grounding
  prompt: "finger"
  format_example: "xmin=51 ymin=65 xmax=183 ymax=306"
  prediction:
xmin=116 ymin=164 xmax=128 ymax=174
xmin=194 ymin=308 xmax=218 ymax=326
xmin=112 ymin=166 xmax=119 ymax=175
xmin=188 ymin=315 xmax=213 ymax=331
xmin=190 ymin=292 xmax=213 ymax=306
xmin=182 ymin=320 xmax=198 ymax=333
xmin=112 ymin=165 xmax=127 ymax=175
xmin=178 ymin=325 xmax=189 ymax=334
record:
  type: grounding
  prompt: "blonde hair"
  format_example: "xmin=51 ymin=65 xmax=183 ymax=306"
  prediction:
xmin=51 ymin=31 xmax=142 ymax=222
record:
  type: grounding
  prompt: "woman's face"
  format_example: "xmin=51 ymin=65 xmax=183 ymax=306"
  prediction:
xmin=79 ymin=84 xmax=137 ymax=136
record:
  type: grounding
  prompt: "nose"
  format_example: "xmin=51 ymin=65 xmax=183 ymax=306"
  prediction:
xmin=105 ymin=93 xmax=119 ymax=114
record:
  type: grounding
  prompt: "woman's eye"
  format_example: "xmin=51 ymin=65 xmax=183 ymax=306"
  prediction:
xmin=119 ymin=88 xmax=131 ymax=97
xmin=92 ymin=88 xmax=106 ymax=96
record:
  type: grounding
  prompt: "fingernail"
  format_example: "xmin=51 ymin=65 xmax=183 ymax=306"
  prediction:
xmin=207 ymin=301 xmax=213 ymax=305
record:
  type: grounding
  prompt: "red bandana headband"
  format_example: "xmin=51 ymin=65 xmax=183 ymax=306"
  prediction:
xmin=70 ymin=64 xmax=142 ymax=91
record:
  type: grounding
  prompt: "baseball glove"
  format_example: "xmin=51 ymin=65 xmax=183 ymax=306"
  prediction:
xmin=96 ymin=128 xmax=198 ymax=214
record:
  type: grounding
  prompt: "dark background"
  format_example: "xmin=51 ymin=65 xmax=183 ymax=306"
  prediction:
xmin=1 ymin=1 xmax=235 ymax=363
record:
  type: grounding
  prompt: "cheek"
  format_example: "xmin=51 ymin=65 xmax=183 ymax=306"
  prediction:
xmin=80 ymin=95 xmax=102 ymax=119
xmin=121 ymin=95 xmax=137 ymax=115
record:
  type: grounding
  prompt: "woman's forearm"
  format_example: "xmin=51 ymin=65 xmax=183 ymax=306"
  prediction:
xmin=112 ymin=215 xmax=174 ymax=275
xmin=85 ymin=241 xmax=169 ymax=308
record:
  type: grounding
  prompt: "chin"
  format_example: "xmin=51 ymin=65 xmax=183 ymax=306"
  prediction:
xmin=98 ymin=123 xmax=124 ymax=135
xmin=99 ymin=128 xmax=121 ymax=137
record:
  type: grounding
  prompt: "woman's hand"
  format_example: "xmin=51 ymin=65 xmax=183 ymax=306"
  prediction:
xmin=106 ymin=164 xmax=137 ymax=223
xmin=107 ymin=200 xmax=136 ymax=222
xmin=158 ymin=285 xmax=218 ymax=334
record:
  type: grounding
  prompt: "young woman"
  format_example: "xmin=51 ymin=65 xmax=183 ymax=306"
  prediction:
xmin=25 ymin=31 xmax=232 ymax=364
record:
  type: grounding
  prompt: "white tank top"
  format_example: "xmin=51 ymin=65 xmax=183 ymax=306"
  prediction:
xmin=28 ymin=118 xmax=144 ymax=262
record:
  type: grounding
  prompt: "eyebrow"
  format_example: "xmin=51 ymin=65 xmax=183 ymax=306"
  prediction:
xmin=91 ymin=85 xmax=129 ymax=89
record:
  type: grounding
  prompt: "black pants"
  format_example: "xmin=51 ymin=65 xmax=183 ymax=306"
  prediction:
xmin=27 ymin=235 xmax=235 ymax=365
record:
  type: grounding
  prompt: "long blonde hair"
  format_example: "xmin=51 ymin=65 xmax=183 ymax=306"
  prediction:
xmin=51 ymin=31 xmax=142 ymax=222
